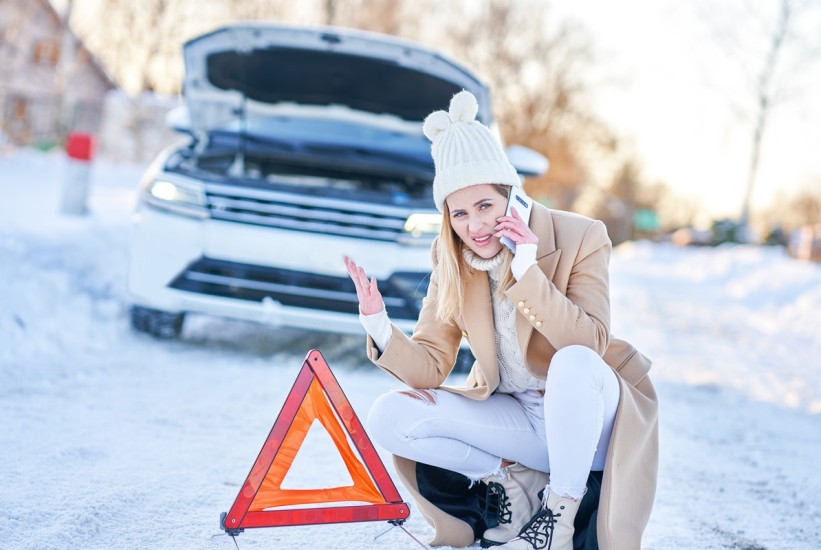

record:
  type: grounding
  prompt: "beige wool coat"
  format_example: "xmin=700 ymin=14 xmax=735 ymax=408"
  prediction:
xmin=366 ymin=204 xmax=659 ymax=550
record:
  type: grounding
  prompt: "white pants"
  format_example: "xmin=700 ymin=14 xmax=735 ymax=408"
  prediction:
xmin=367 ymin=345 xmax=620 ymax=499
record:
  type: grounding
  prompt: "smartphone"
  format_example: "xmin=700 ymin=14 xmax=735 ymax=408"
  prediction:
xmin=500 ymin=187 xmax=533 ymax=252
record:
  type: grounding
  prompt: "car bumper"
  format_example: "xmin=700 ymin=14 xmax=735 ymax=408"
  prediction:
xmin=127 ymin=205 xmax=431 ymax=334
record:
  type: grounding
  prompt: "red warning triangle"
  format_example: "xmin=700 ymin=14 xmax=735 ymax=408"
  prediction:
xmin=221 ymin=349 xmax=410 ymax=535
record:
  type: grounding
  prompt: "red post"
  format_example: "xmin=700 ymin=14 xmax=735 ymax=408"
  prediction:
xmin=66 ymin=132 xmax=95 ymax=161
xmin=60 ymin=132 xmax=96 ymax=215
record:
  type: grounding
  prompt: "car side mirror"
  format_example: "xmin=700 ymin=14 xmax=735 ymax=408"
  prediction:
xmin=506 ymin=145 xmax=549 ymax=178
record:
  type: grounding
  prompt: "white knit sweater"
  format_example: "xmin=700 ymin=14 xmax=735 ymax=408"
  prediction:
xmin=462 ymin=248 xmax=545 ymax=394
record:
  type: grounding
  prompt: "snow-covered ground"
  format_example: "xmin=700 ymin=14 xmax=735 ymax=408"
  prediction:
xmin=1 ymin=148 xmax=820 ymax=549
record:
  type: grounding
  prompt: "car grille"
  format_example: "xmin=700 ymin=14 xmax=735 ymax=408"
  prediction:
xmin=169 ymin=256 xmax=429 ymax=321
xmin=204 ymin=182 xmax=416 ymax=242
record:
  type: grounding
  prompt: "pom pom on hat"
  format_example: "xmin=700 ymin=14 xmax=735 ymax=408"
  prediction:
xmin=422 ymin=110 xmax=451 ymax=142
xmin=423 ymin=90 xmax=521 ymax=211
xmin=448 ymin=90 xmax=478 ymax=123
xmin=423 ymin=90 xmax=480 ymax=141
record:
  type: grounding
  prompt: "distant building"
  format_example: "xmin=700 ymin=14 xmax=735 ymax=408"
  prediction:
xmin=0 ymin=0 xmax=115 ymax=147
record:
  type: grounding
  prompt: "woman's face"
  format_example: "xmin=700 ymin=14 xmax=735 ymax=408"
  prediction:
xmin=446 ymin=184 xmax=508 ymax=259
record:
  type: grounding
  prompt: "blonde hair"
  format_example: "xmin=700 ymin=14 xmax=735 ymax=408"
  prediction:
xmin=435 ymin=184 xmax=516 ymax=324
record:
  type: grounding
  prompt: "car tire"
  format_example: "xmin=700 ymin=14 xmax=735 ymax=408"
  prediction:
xmin=130 ymin=305 xmax=185 ymax=339
xmin=454 ymin=348 xmax=475 ymax=373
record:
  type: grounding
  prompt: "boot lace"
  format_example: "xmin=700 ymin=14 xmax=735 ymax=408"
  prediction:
xmin=515 ymin=506 xmax=559 ymax=549
xmin=485 ymin=481 xmax=512 ymax=525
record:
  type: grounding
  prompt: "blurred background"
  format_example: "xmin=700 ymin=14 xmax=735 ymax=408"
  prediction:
xmin=3 ymin=0 xmax=820 ymax=254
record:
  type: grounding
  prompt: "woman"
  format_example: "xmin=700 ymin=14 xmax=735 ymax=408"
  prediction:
xmin=344 ymin=91 xmax=658 ymax=550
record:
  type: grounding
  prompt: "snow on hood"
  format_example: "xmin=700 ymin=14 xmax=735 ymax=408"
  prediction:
xmin=181 ymin=23 xmax=492 ymax=138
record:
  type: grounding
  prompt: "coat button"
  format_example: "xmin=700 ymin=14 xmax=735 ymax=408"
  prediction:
xmin=529 ymin=315 xmax=536 ymax=321
xmin=535 ymin=321 xmax=543 ymax=327
xmin=523 ymin=307 xmax=530 ymax=314
xmin=517 ymin=301 xmax=525 ymax=308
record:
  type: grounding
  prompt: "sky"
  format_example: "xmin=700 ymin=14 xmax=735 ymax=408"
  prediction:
xmin=551 ymin=0 xmax=821 ymax=221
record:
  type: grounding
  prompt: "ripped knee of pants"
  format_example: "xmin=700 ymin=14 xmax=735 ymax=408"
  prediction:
xmin=397 ymin=388 xmax=439 ymax=406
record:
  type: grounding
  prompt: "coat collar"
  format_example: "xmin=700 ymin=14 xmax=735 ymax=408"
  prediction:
xmin=531 ymin=203 xmax=559 ymax=262
xmin=531 ymin=203 xmax=562 ymax=281
xmin=516 ymin=203 xmax=561 ymax=355
xmin=461 ymin=252 xmax=499 ymax=387
xmin=460 ymin=203 xmax=561 ymax=383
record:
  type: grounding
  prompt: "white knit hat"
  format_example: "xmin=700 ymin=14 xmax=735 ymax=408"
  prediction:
xmin=423 ymin=90 xmax=521 ymax=211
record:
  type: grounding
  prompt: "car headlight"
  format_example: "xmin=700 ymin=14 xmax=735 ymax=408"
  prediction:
xmin=142 ymin=178 xmax=207 ymax=219
xmin=398 ymin=212 xmax=441 ymax=246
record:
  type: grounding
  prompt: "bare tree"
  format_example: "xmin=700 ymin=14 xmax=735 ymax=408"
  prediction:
xmin=71 ymin=0 xmax=183 ymax=94
xmin=788 ymin=182 xmax=821 ymax=227
xmin=324 ymin=0 xmax=338 ymax=25
xmin=71 ymin=0 xmax=306 ymax=95
xmin=431 ymin=0 xmax=616 ymax=210
xmin=759 ymin=178 xmax=821 ymax=236
xmin=591 ymin=159 xmax=672 ymax=244
xmin=218 ymin=0 xmax=293 ymax=24
xmin=694 ymin=0 xmax=821 ymax=232
xmin=318 ymin=0 xmax=424 ymax=38
xmin=740 ymin=0 xmax=790 ymax=230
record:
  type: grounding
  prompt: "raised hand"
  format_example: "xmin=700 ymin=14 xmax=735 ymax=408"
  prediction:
xmin=343 ymin=255 xmax=385 ymax=316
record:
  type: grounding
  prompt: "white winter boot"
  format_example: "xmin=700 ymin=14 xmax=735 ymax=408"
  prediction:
xmin=496 ymin=487 xmax=581 ymax=550
xmin=480 ymin=463 xmax=550 ymax=547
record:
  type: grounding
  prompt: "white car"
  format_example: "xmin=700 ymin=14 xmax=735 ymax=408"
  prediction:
xmin=127 ymin=23 xmax=547 ymax=349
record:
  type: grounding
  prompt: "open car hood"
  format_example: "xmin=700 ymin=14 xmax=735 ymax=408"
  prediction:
xmin=182 ymin=23 xmax=492 ymax=138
